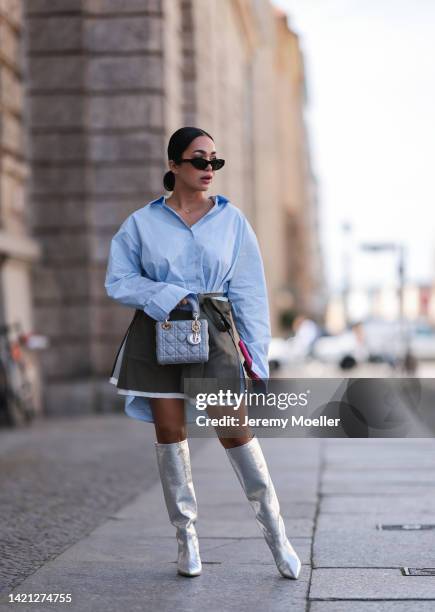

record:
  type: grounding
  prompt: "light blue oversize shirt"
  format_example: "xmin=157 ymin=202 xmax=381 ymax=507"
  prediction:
xmin=104 ymin=194 xmax=271 ymax=422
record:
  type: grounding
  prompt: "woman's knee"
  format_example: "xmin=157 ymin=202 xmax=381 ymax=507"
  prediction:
xmin=150 ymin=398 xmax=186 ymax=443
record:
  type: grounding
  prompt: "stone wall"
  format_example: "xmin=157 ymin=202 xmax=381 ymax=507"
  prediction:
xmin=24 ymin=0 xmax=177 ymax=413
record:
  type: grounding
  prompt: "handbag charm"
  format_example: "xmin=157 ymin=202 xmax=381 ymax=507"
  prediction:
xmin=156 ymin=294 xmax=209 ymax=365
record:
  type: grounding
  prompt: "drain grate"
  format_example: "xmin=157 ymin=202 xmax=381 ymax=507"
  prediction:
xmin=402 ymin=567 xmax=435 ymax=576
xmin=377 ymin=523 xmax=435 ymax=531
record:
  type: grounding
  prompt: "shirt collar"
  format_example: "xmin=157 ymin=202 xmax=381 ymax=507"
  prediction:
xmin=149 ymin=194 xmax=229 ymax=207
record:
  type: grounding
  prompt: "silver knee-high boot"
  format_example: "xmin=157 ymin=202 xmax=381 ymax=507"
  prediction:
xmin=154 ymin=439 xmax=202 ymax=577
xmin=225 ymin=436 xmax=302 ymax=579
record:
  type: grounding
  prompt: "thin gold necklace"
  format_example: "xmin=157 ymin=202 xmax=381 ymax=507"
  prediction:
xmin=172 ymin=196 xmax=213 ymax=214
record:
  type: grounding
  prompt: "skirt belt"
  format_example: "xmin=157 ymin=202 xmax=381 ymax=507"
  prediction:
xmin=197 ymin=291 xmax=228 ymax=303
xmin=175 ymin=292 xmax=229 ymax=309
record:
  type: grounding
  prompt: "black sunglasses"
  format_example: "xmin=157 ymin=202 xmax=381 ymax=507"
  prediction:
xmin=178 ymin=157 xmax=225 ymax=171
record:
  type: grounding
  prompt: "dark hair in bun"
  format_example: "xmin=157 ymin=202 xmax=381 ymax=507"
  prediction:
xmin=163 ymin=170 xmax=175 ymax=191
xmin=163 ymin=126 xmax=214 ymax=191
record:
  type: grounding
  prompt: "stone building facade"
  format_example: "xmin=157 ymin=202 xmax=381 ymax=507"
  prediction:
xmin=274 ymin=10 xmax=325 ymax=318
xmin=1 ymin=0 xmax=324 ymax=417
xmin=0 ymin=0 xmax=42 ymax=417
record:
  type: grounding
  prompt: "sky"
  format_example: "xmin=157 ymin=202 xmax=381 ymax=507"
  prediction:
xmin=271 ymin=0 xmax=435 ymax=294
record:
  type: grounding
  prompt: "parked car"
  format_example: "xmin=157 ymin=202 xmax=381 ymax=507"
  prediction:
xmin=311 ymin=324 xmax=369 ymax=369
xmin=268 ymin=317 xmax=324 ymax=372
xmin=312 ymin=318 xmax=435 ymax=369
xmin=407 ymin=321 xmax=435 ymax=360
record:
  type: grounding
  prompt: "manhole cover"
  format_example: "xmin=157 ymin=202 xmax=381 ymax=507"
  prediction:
xmin=377 ymin=524 xmax=435 ymax=531
xmin=402 ymin=567 xmax=435 ymax=576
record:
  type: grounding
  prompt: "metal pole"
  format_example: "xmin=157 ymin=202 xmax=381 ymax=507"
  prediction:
xmin=342 ymin=222 xmax=352 ymax=328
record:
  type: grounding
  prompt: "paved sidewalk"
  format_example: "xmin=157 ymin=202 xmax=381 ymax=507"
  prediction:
xmin=310 ymin=437 xmax=435 ymax=611
xmin=1 ymin=432 xmax=319 ymax=611
xmin=1 ymin=420 xmax=435 ymax=610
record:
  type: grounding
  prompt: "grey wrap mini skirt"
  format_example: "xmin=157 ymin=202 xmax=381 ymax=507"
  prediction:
xmin=110 ymin=293 xmax=244 ymax=401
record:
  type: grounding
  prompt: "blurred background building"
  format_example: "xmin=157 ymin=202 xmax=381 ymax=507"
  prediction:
xmin=1 ymin=0 xmax=325 ymax=418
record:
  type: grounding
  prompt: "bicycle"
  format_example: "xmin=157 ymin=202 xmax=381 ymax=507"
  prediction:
xmin=0 ymin=322 xmax=47 ymax=428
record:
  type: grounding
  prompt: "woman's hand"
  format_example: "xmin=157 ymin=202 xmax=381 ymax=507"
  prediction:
xmin=177 ymin=298 xmax=189 ymax=307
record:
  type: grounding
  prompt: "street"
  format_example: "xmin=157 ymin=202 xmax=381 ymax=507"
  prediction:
xmin=1 ymin=413 xmax=435 ymax=610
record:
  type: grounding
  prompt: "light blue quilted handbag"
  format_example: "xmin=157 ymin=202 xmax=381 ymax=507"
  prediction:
xmin=155 ymin=294 xmax=209 ymax=365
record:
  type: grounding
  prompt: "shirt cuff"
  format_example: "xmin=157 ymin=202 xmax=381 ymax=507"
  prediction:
xmin=144 ymin=285 xmax=193 ymax=321
xmin=250 ymin=361 xmax=269 ymax=381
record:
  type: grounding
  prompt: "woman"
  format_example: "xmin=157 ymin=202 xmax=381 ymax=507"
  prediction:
xmin=105 ymin=127 xmax=302 ymax=580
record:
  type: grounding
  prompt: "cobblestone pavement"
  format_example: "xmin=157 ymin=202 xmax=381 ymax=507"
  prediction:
xmin=0 ymin=414 xmax=205 ymax=594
